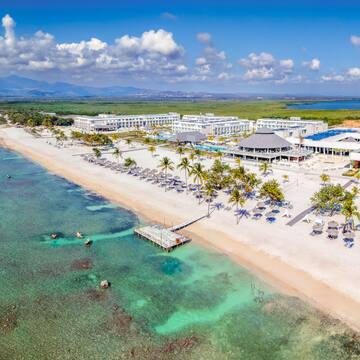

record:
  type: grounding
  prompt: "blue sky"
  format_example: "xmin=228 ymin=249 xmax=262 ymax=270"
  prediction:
xmin=1 ymin=0 xmax=360 ymax=95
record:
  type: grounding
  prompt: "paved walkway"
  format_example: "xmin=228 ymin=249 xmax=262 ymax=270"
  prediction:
xmin=286 ymin=179 xmax=355 ymax=226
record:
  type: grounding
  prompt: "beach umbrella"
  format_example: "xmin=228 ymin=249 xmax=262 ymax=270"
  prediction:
xmin=257 ymin=201 xmax=266 ymax=209
xmin=314 ymin=217 xmax=324 ymax=225
xmin=343 ymin=231 xmax=355 ymax=238
xmin=328 ymin=220 xmax=339 ymax=228
xmin=265 ymin=211 xmax=273 ymax=217
xmin=328 ymin=229 xmax=339 ymax=238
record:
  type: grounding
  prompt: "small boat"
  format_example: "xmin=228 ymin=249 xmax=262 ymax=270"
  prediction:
xmin=76 ymin=231 xmax=84 ymax=239
xmin=6 ymin=175 xmax=11 ymax=179
xmin=50 ymin=233 xmax=58 ymax=239
xmin=84 ymin=238 xmax=93 ymax=247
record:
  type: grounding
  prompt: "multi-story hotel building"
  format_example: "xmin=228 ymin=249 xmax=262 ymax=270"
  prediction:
xmin=73 ymin=113 xmax=180 ymax=132
xmin=256 ymin=117 xmax=328 ymax=137
xmin=172 ymin=113 xmax=253 ymax=136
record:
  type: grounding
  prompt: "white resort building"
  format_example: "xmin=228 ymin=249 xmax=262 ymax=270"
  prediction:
xmin=256 ymin=117 xmax=328 ymax=137
xmin=290 ymin=128 xmax=360 ymax=157
xmin=172 ymin=113 xmax=252 ymax=136
xmin=73 ymin=113 xmax=180 ymax=132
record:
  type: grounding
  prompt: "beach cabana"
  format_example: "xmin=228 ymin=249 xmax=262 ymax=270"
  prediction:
xmin=328 ymin=220 xmax=339 ymax=229
xmin=225 ymin=127 xmax=312 ymax=162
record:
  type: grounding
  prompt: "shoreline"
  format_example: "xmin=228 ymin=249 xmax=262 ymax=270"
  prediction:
xmin=2 ymin=128 xmax=360 ymax=332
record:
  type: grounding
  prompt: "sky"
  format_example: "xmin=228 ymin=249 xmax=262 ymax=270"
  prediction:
xmin=1 ymin=0 xmax=360 ymax=95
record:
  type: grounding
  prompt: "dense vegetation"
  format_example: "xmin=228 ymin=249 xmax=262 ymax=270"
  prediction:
xmin=0 ymin=100 xmax=359 ymax=126
xmin=2 ymin=109 xmax=73 ymax=127
xmin=70 ymin=131 xmax=113 ymax=146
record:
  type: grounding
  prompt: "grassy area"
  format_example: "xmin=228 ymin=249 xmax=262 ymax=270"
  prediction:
xmin=1 ymin=100 xmax=360 ymax=126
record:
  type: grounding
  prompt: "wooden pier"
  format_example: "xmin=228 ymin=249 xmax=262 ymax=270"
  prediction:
xmin=134 ymin=224 xmax=191 ymax=252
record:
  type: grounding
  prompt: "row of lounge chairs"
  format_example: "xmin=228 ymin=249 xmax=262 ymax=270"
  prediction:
xmin=81 ymin=154 xmax=218 ymax=198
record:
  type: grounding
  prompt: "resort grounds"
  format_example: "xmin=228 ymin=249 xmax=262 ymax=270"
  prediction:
xmin=2 ymin=125 xmax=360 ymax=332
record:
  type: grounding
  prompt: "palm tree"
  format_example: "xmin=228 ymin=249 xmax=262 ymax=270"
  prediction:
xmin=228 ymin=188 xmax=246 ymax=224
xmin=124 ymin=157 xmax=136 ymax=168
xmin=259 ymin=180 xmax=284 ymax=204
xmin=190 ymin=162 xmax=205 ymax=203
xmin=231 ymin=166 xmax=246 ymax=187
xmin=112 ymin=148 xmax=122 ymax=164
xmin=189 ymin=152 xmax=196 ymax=163
xmin=148 ymin=145 xmax=156 ymax=157
xmin=259 ymin=162 xmax=270 ymax=176
xmin=176 ymin=146 xmax=185 ymax=159
xmin=92 ymin=148 xmax=101 ymax=159
xmin=158 ymin=157 xmax=174 ymax=191
xmin=125 ymin=138 xmax=132 ymax=147
xmin=243 ymin=172 xmax=261 ymax=194
xmin=203 ymin=181 xmax=216 ymax=216
xmin=341 ymin=199 xmax=360 ymax=230
xmin=320 ymin=173 xmax=330 ymax=185
xmin=177 ymin=157 xmax=191 ymax=193
xmin=194 ymin=149 xmax=202 ymax=162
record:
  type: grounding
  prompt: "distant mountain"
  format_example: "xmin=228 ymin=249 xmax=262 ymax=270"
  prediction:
xmin=0 ymin=75 xmax=354 ymax=100
xmin=0 ymin=75 xmax=146 ymax=98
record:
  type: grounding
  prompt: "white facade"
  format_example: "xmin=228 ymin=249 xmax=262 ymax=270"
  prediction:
xmin=172 ymin=113 xmax=252 ymax=136
xmin=290 ymin=129 xmax=360 ymax=156
xmin=73 ymin=113 xmax=180 ymax=132
xmin=256 ymin=117 xmax=328 ymax=137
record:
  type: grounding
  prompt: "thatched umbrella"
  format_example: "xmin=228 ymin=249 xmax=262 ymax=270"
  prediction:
xmin=257 ymin=201 xmax=266 ymax=209
xmin=312 ymin=224 xmax=323 ymax=233
xmin=328 ymin=220 xmax=339 ymax=229
xmin=327 ymin=229 xmax=339 ymax=238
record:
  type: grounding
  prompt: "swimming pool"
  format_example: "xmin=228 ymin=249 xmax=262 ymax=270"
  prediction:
xmin=195 ymin=144 xmax=227 ymax=152
xmin=305 ymin=129 xmax=358 ymax=141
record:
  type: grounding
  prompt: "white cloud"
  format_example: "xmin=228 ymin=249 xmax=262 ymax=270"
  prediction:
xmin=217 ymin=72 xmax=232 ymax=80
xmin=321 ymin=74 xmax=345 ymax=82
xmin=194 ymin=33 xmax=232 ymax=81
xmin=0 ymin=14 xmax=187 ymax=82
xmin=2 ymin=14 xmax=15 ymax=46
xmin=161 ymin=12 xmax=177 ymax=20
xmin=115 ymin=29 xmax=183 ymax=57
xmin=347 ymin=67 xmax=360 ymax=78
xmin=302 ymin=58 xmax=320 ymax=71
xmin=350 ymin=35 xmax=360 ymax=46
xmin=195 ymin=57 xmax=207 ymax=65
xmin=279 ymin=59 xmax=294 ymax=70
xmin=239 ymin=52 xmax=294 ymax=81
xmin=197 ymin=32 xmax=211 ymax=43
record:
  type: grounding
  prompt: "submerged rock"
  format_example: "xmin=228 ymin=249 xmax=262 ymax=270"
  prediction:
xmin=70 ymin=258 xmax=93 ymax=270
xmin=100 ymin=280 xmax=111 ymax=289
xmin=0 ymin=304 xmax=18 ymax=333
xmin=84 ymin=238 xmax=93 ymax=247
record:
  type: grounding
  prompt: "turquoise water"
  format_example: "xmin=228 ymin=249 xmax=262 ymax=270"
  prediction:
xmin=195 ymin=144 xmax=227 ymax=152
xmin=1 ymin=147 xmax=360 ymax=359
xmin=288 ymin=100 xmax=360 ymax=110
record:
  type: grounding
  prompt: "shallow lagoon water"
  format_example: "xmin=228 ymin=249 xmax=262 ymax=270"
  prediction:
xmin=288 ymin=99 xmax=360 ymax=110
xmin=1 ymin=147 xmax=360 ymax=359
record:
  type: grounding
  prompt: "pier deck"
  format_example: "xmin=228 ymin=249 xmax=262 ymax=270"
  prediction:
xmin=134 ymin=224 xmax=190 ymax=251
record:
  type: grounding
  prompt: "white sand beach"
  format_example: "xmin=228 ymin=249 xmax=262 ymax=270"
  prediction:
xmin=2 ymin=126 xmax=360 ymax=331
